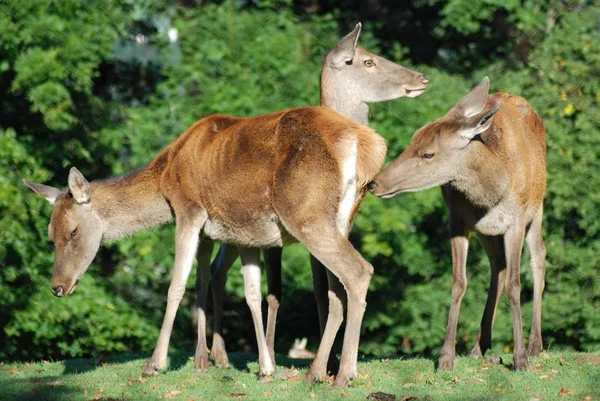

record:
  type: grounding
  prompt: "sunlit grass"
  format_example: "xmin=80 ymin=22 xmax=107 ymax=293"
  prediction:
xmin=2 ymin=351 xmax=599 ymax=400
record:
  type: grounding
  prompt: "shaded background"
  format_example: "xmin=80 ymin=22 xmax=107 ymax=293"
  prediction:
xmin=0 ymin=0 xmax=598 ymax=362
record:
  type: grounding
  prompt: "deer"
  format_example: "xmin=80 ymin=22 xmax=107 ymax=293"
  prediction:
xmin=369 ymin=77 xmax=546 ymax=371
xmin=206 ymin=23 xmax=429 ymax=374
xmin=25 ymin=103 xmax=392 ymax=387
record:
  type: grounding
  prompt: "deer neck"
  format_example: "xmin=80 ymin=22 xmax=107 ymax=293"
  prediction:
xmin=320 ymin=71 xmax=369 ymax=125
xmin=451 ymin=144 xmax=510 ymax=209
xmin=90 ymin=158 xmax=173 ymax=242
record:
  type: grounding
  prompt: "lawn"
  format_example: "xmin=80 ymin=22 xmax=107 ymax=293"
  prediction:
xmin=2 ymin=351 xmax=599 ymax=401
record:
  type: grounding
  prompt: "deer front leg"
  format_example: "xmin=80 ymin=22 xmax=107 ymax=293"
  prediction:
xmin=210 ymin=243 xmax=239 ymax=368
xmin=471 ymin=235 xmax=506 ymax=358
xmin=439 ymin=218 xmax=469 ymax=371
xmin=263 ymin=247 xmax=283 ymax=366
xmin=238 ymin=247 xmax=275 ymax=379
xmin=194 ymin=240 xmax=215 ymax=372
xmin=143 ymin=215 xmax=203 ymax=376
xmin=526 ymin=207 xmax=546 ymax=357
xmin=504 ymin=222 xmax=529 ymax=370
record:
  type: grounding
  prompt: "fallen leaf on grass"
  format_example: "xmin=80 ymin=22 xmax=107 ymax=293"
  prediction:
xmin=582 ymin=396 xmax=592 ymax=401
xmin=539 ymin=375 xmax=552 ymax=380
xmin=7 ymin=368 xmax=20 ymax=375
xmin=263 ymin=391 xmax=271 ymax=397
xmin=524 ymin=386 xmax=532 ymax=391
xmin=531 ymin=363 xmax=543 ymax=372
xmin=231 ymin=394 xmax=247 ymax=399
xmin=367 ymin=392 xmax=397 ymax=401
xmin=163 ymin=390 xmax=181 ymax=398
xmin=559 ymin=388 xmax=572 ymax=395
xmin=185 ymin=398 xmax=195 ymax=401
xmin=559 ymin=353 xmax=566 ymax=365
xmin=384 ymin=372 xmax=394 ymax=378
xmin=341 ymin=390 xmax=347 ymax=397
xmin=310 ymin=391 xmax=316 ymax=399
xmin=43 ymin=360 xmax=51 ymax=365
xmin=399 ymin=395 xmax=419 ymax=401
xmin=366 ymin=381 xmax=372 ymax=388
xmin=153 ymin=384 xmax=159 ymax=390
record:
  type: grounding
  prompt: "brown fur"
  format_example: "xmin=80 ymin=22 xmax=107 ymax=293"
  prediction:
xmin=372 ymin=81 xmax=547 ymax=372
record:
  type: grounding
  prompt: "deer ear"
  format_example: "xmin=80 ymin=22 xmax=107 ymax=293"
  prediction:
xmin=328 ymin=22 xmax=361 ymax=67
xmin=459 ymin=102 xmax=502 ymax=140
xmin=452 ymin=77 xmax=490 ymax=118
xmin=68 ymin=167 xmax=91 ymax=204
xmin=23 ymin=179 xmax=62 ymax=205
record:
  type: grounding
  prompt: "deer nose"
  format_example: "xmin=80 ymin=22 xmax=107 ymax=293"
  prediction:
xmin=419 ymin=75 xmax=429 ymax=85
xmin=52 ymin=286 xmax=64 ymax=297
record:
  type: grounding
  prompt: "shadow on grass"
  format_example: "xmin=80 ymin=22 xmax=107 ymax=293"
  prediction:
xmin=0 ymin=375 xmax=81 ymax=401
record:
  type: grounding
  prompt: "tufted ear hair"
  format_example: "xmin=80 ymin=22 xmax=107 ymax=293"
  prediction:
xmin=68 ymin=167 xmax=91 ymax=204
xmin=451 ymin=77 xmax=491 ymax=119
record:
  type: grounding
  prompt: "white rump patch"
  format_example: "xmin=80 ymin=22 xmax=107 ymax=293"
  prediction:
xmin=337 ymin=140 xmax=358 ymax=235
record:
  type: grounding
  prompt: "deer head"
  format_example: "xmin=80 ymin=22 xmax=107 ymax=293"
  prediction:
xmin=369 ymin=77 xmax=501 ymax=198
xmin=322 ymin=23 xmax=429 ymax=104
xmin=24 ymin=167 xmax=103 ymax=297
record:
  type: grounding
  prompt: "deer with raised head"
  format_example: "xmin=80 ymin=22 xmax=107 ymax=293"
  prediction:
xmin=206 ymin=22 xmax=429 ymax=373
xmin=26 ymin=104 xmax=386 ymax=387
xmin=369 ymin=77 xmax=546 ymax=371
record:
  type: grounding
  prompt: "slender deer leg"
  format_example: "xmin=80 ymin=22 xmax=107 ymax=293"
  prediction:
xmin=310 ymin=255 xmax=341 ymax=375
xmin=263 ymin=247 xmax=283 ymax=366
xmin=471 ymin=235 xmax=506 ymax=358
xmin=194 ymin=239 xmax=215 ymax=371
xmin=210 ymin=243 xmax=239 ymax=368
xmin=526 ymin=207 xmax=546 ymax=357
xmin=294 ymin=233 xmax=372 ymax=388
xmin=306 ymin=268 xmax=346 ymax=383
xmin=238 ymin=247 xmax=275 ymax=378
xmin=504 ymin=222 xmax=529 ymax=370
xmin=143 ymin=215 xmax=204 ymax=376
xmin=438 ymin=216 xmax=469 ymax=371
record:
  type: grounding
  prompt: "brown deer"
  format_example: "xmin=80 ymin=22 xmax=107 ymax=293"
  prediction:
xmin=25 ymin=105 xmax=388 ymax=387
xmin=369 ymin=77 xmax=546 ymax=371
xmin=207 ymin=23 xmax=429 ymax=372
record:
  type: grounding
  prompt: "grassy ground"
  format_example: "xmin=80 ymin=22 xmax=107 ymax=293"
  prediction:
xmin=2 ymin=351 xmax=599 ymax=401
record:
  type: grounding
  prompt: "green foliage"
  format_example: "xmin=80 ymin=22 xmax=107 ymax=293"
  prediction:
xmin=1 ymin=0 xmax=598 ymax=363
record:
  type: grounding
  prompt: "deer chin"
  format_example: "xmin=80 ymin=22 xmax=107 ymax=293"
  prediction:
xmin=403 ymin=87 xmax=427 ymax=98
xmin=67 ymin=278 xmax=81 ymax=295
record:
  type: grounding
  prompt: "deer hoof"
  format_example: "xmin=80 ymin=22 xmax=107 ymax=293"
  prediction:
xmin=195 ymin=355 xmax=210 ymax=372
xmin=305 ymin=369 xmax=325 ymax=383
xmin=437 ymin=354 xmax=455 ymax=371
xmin=513 ymin=353 xmax=529 ymax=371
xmin=142 ymin=360 xmax=163 ymax=377
xmin=332 ymin=374 xmax=350 ymax=388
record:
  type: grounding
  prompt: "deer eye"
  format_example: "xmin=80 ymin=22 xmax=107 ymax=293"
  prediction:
xmin=364 ymin=60 xmax=375 ymax=67
xmin=70 ymin=227 xmax=79 ymax=237
xmin=423 ymin=153 xmax=435 ymax=159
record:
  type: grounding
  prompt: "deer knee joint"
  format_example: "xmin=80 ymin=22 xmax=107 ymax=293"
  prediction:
xmin=266 ymin=294 xmax=280 ymax=309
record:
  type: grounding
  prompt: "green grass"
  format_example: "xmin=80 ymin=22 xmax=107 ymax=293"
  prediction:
xmin=2 ymin=351 xmax=600 ymax=400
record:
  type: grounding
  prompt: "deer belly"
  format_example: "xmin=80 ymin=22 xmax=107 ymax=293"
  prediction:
xmin=202 ymin=214 xmax=296 ymax=248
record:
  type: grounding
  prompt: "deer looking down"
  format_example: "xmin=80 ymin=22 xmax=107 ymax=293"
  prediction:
xmin=206 ymin=23 xmax=429 ymax=374
xmin=369 ymin=77 xmax=546 ymax=371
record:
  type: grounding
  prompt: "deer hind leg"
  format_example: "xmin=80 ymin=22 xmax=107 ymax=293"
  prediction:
xmin=263 ymin=247 xmax=283 ymax=366
xmin=310 ymin=255 xmax=341 ymax=375
xmin=471 ymin=235 xmax=506 ymax=358
xmin=194 ymin=239 xmax=215 ymax=372
xmin=504 ymin=222 xmax=528 ymax=370
xmin=439 ymin=217 xmax=469 ymax=371
xmin=143 ymin=213 xmax=205 ymax=376
xmin=306 ymin=267 xmax=346 ymax=383
xmin=238 ymin=247 xmax=275 ymax=379
xmin=526 ymin=207 xmax=546 ymax=357
xmin=210 ymin=243 xmax=239 ymax=368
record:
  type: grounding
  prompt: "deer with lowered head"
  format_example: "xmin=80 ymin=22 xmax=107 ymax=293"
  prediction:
xmin=369 ymin=77 xmax=546 ymax=371
xmin=206 ymin=23 xmax=429 ymax=374
xmin=27 ymin=103 xmax=392 ymax=387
